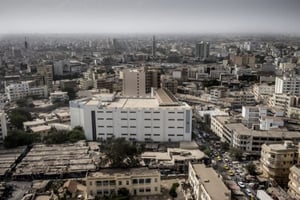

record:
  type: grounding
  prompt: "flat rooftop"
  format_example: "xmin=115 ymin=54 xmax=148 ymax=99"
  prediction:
xmin=87 ymin=168 xmax=159 ymax=179
xmin=192 ymin=164 xmax=230 ymax=200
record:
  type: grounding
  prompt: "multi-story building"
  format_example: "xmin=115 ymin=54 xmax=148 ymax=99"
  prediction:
xmin=211 ymin=115 xmax=300 ymax=155
xmin=253 ymin=83 xmax=275 ymax=101
xmin=261 ymin=141 xmax=298 ymax=186
xmin=231 ymin=54 xmax=256 ymax=67
xmin=49 ymin=91 xmax=69 ymax=103
xmin=5 ymin=81 xmax=48 ymax=102
xmin=0 ymin=112 xmax=7 ymax=144
xmin=188 ymin=163 xmax=231 ymax=200
xmin=209 ymin=87 xmax=227 ymax=104
xmin=275 ymin=75 xmax=300 ymax=96
xmin=70 ymin=89 xmax=192 ymax=142
xmin=86 ymin=168 xmax=161 ymax=198
xmin=195 ymin=41 xmax=210 ymax=60
xmin=269 ymin=93 xmax=300 ymax=115
xmin=242 ymin=106 xmax=267 ymax=128
xmin=123 ymin=67 xmax=160 ymax=97
xmin=36 ymin=63 xmax=53 ymax=91
xmin=288 ymin=165 xmax=300 ymax=199
xmin=223 ymin=91 xmax=256 ymax=108
xmin=161 ymin=77 xmax=178 ymax=94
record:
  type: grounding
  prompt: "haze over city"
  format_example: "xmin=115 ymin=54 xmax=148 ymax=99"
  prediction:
xmin=0 ymin=0 xmax=300 ymax=34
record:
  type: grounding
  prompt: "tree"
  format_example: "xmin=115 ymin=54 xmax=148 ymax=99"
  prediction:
xmin=246 ymin=162 xmax=257 ymax=176
xmin=62 ymin=87 xmax=77 ymax=100
xmin=100 ymin=137 xmax=144 ymax=168
xmin=44 ymin=126 xmax=85 ymax=144
xmin=169 ymin=183 xmax=179 ymax=198
xmin=229 ymin=147 xmax=243 ymax=161
xmin=220 ymin=142 xmax=230 ymax=152
xmin=9 ymin=109 xmax=32 ymax=129
xmin=4 ymin=130 xmax=39 ymax=148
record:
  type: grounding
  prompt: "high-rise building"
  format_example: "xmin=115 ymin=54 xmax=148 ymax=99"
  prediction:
xmin=152 ymin=35 xmax=156 ymax=58
xmin=123 ymin=67 xmax=160 ymax=97
xmin=288 ymin=165 xmax=300 ymax=199
xmin=195 ymin=41 xmax=210 ymax=60
xmin=24 ymin=37 xmax=28 ymax=49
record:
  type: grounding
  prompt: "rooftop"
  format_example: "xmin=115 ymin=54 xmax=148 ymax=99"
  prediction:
xmin=192 ymin=164 xmax=230 ymax=200
xmin=87 ymin=168 xmax=159 ymax=179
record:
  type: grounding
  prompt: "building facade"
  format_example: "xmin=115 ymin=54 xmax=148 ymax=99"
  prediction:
xmin=275 ymin=76 xmax=300 ymax=96
xmin=70 ymin=89 xmax=192 ymax=142
xmin=261 ymin=141 xmax=298 ymax=186
xmin=288 ymin=165 xmax=300 ymax=199
xmin=0 ymin=112 xmax=7 ymax=144
xmin=86 ymin=168 xmax=161 ymax=198
xmin=188 ymin=163 xmax=231 ymax=200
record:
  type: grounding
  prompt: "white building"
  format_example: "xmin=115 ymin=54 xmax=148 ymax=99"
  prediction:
xmin=0 ymin=112 xmax=7 ymax=144
xmin=70 ymin=89 xmax=192 ymax=142
xmin=259 ymin=116 xmax=284 ymax=131
xmin=275 ymin=76 xmax=300 ymax=96
xmin=253 ymin=83 xmax=275 ymax=100
xmin=188 ymin=163 xmax=231 ymax=200
xmin=5 ymin=81 xmax=48 ymax=102
xmin=49 ymin=91 xmax=69 ymax=103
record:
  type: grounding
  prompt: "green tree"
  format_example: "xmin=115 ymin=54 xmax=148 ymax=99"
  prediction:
xmin=9 ymin=109 xmax=32 ymax=129
xmin=246 ymin=162 xmax=257 ymax=176
xmin=4 ymin=130 xmax=39 ymax=148
xmin=100 ymin=137 xmax=143 ymax=168
xmin=169 ymin=183 xmax=179 ymax=198
xmin=62 ymin=87 xmax=77 ymax=100
xmin=229 ymin=147 xmax=243 ymax=161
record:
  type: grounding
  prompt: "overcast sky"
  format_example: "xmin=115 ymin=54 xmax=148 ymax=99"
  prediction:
xmin=0 ymin=0 xmax=299 ymax=34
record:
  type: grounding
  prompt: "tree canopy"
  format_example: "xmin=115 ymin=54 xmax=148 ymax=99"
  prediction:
xmin=100 ymin=137 xmax=144 ymax=168
xmin=62 ymin=87 xmax=77 ymax=100
xmin=4 ymin=129 xmax=39 ymax=148
xmin=9 ymin=109 xmax=32 ymax=129
xmin=44 ymin=126 xmax=85 ymax=144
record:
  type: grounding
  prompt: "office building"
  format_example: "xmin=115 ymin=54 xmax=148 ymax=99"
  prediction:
xmin=195 ymin=41 xmax=210 ymax=60
xmin=188 ymin=163 xmax=231 ymax=200
xmin=122 ymin=67 xmax=160 ymax=97
xmin=275 ymin=75 xmax=300 ymax=96
xmin=0 ymin=112 xmax=7 ymax=144
xmin=86 ymin=168 xmax=161 ymax=198
xmin=261 ymin=141 xmax=298 ymax=186
xmin=70 ymin=89 xmax=192 ymax=142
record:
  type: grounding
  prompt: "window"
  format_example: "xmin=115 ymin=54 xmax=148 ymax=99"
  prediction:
xmin=121 ymin=126 xmax=128 ymax=128
xmin=139 ymin=179 xmax=144 ymax=184
xmin=129 ymin=111 xmax=136 ymax=113
xmin=98 ymin=125 xmax=104 ymax=128
xmin=109 ymin=180 xmax=116 ymax=185
xmin=97 ymin=111 xmax=104 ymax=113
xmin=106 ymin=111 xmax=113 ymax=113
xmin=145 ymin=188 xmax=151 ymax=192
xmin=89 ymin=181 xmax=93 ymax=186
xmin=168 ymin=112 xmax=175 ymax=114
xmin=144 ymin=126 xmax=151 ymax=128
xmin=168 ymin=134 xmax=175 ymax=136
xmin=96 ymin=181 xmax=102 ymax=186
xmin=153 ymin=119 xmax=160 ymax=121
xmin=144 ymin=111 xmax=151 ymax=113
xmin=154 ymin=178 xmax=158 ymax=182
xmin=154 ymin=134 xmax=160 ymax=136
xmin=126 ymin=180 xmax=129 ymax=185
xmin=121 ymin=111 xmax=127 ymax=113
xmin=177 ymin=112 xmax=184 ymax=114
xmin=153 ymin=111 xmax=160 ymax=114
xmin=139 ymin=188 xmax=144 ymax=193
xmin=119 ymin=181 xmax=122 ymax=185
xmin=98 ymin=118 xmax=104 ymax=120
xmin=145 ymin=134 xmax=151 ymax=136
xmin=106 ymin=118 xmax=113 ymax=120
xmin=130 ymin=126 xmax=136 ymax=128
xmin=153 ymin=126 xmax=160 ymax=128
xmin=130 ymin=118 xmax=136 ymax=120
xmin=168 ymin=126 xmax=175 ymax=128
xmin=121 ymin=118 xmax=127 ymax=120
xmin=132 ymin=179 xmax=138 ymax=184
xmin=107 ymin=126 xmax=113 ymax=128
xmin=145 ymin=119 xmax=151 ymax=121
xmin=145 ymin=178 xmax=151 ymax=184
xmin=168 ymin=119 xmax=175 ymax=121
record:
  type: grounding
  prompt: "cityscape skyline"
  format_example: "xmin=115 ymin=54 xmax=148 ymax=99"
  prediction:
xmin=0 ymin=0 xmax=300 ymax=34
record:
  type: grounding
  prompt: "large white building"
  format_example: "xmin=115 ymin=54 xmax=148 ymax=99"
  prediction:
xmin=70 ymin=89 xmax=192 ymax=142
xmin=0 ymin=112 xmax=7 ymax=144
xmin=275 ymin=76 xmax=300 ymax=95
xmin=5 ymin=81 xmax=48 ymax=102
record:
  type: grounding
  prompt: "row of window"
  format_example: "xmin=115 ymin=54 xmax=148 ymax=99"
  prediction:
xmin=97 ymin=111 xmax=185 ymax=114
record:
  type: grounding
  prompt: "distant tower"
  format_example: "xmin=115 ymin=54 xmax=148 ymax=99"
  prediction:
xmin=195 ymin=41 xmax=210 ymax=60
xmin=152 ymin=35 xmax=156 ymax=58
xmin=24 ymin=37 xmax=28 ymax=49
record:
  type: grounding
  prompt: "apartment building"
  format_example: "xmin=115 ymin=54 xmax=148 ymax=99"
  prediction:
xmin=5 ymin=81 xmax=48 ymax=102
xmin=253 ymin=83 xmax=275 ymax=101
xmin=161 ymin=77 xmax=178 ymax=94
xmin=261 ymin=141 xmax=298 ymax=186
xmin=49 ymin=91 xmax=69 ymax=103
xmin=275 ymin=75 xmax=300 ymax=96
xmin=269 ymin=93 xmax=300 ymax=115
xmin=188 ymin=163 xmax=231 ymax=200
xmin=242 ymin=106 xmax=267 ymax=128
xmin=123 ymin=67 xmax=160 ymax=97
xmin=211 ymin=115 xmax=300 ymax=155
xmin=36 ymin=63 xmax=54 ymax=91
xmin=288 ymin=165 xmax=300 ymax=199
xmin=70 ymin=89 xmax=192 ymax=142
xmin=0 ymin=112 xmax=7 ymax=144
xmin=223 ymin=91 xmax=256 ymax=108
xmin=86 ymin=168 xmax=161 ymax=198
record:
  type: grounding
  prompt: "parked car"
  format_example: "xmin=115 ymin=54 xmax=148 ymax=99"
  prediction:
xmin=237 ymin=181 xmax=246 ymax=188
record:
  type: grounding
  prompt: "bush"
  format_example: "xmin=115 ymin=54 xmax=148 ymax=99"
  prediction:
xmin=4 ymin=130 xmax=39 ymax=148
xmin=169 ymin=183 xmax=179 ymax=198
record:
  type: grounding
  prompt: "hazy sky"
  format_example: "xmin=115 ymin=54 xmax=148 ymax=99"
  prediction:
xmin=0 ymin=0 xmax=300 ymax=34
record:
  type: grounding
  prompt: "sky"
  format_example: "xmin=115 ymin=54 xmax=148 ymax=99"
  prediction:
xmin=0 ymin=0 xmax=300 ymax=34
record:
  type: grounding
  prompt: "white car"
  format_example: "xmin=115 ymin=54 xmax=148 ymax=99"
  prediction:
xmin=245 ymin=188 xmax=252 ymax=196
xmin=238 ymin=181 xmax=246 ymax=188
